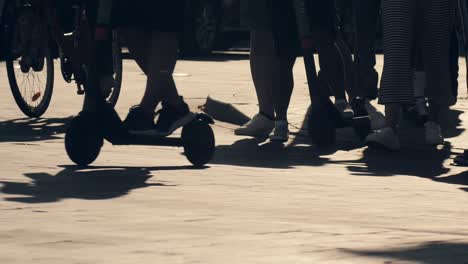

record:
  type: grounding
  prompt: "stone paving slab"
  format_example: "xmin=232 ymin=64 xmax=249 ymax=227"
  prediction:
xmin=0 ymin=54 xmax=468 ymax=263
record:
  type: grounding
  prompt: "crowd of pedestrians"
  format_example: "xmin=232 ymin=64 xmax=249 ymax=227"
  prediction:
xmin=235 ymin=0 xmax=458 ymax=151
xmin=3 ymin=0 xmax=463 ymax=153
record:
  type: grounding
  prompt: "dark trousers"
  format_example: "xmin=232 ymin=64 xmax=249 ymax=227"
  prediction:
xmin=353 ymin=0 xmax=381 ymax=99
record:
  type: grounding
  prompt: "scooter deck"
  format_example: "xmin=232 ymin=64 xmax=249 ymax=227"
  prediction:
xmin=93 ymin=104 xmax=212 ymax=147
xmin=118 ymin=133 xmax=183 ymax=147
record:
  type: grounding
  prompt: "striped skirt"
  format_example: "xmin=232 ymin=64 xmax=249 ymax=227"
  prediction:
xmin=379 ymin=0 xmax=456 ymax=106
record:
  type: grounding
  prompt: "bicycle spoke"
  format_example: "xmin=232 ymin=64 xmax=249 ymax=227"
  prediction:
xmin=13 ymin=56 xmax=48 ymax=111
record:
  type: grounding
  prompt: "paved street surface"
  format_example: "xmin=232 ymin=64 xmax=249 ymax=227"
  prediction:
xmin=1 ymin=54 xmax=468 ymax=263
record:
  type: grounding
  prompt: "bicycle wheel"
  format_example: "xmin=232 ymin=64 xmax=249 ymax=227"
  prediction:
xmin=5 ymin=6 xmax=54 ymax=118
xmin=106 ymin=32 xmax=123 ymax=106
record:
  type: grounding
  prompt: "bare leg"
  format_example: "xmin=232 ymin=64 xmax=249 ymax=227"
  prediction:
xmin=120 ymin=30 xmax=179 ymax=115
xmin=250 ymin=30 xmax=275 ymax=119
xmin=140 ymin=32 xmax=180 ymax=112
xmin=119 ymin=29 xmax=150 ymax=74
xmin=272 ymin=56 xmax=296 ymax=121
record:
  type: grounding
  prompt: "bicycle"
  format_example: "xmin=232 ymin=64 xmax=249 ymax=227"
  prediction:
xmin=3 ymin=0 xmax=122 ymax=118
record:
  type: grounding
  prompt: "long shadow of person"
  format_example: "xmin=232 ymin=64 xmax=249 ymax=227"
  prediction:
xmin=340 ymin=241 xmax=468 ymax=264
xmin=339 ymin=108 xmax=467 ymax=189
xmin=344 ymin=143 xmax=453 ymax=178
xmin=0 ymin=117 xmax=71 ymax=143
xmin=0 ymin=165 xmax=199 ymax=203
xmin=439 ymin=109 xmax=464 ymax=139
xmin=433 ymin=169 xmax=468 ymax=193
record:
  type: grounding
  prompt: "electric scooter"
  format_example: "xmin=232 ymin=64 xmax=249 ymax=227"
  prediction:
xmin=64 ymin=0 xmax=216 ymax=167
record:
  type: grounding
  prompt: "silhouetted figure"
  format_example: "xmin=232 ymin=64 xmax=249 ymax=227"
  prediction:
xmin=367 ymin=0 xmax=456 ymax=151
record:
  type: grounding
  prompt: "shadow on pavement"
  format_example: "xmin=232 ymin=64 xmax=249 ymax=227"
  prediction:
xmin=0 ymin=165 xmax=202 ymax=203
xmin=209 ymin=104 xmax=364 ymax=169
xmin=434 ymin=169 xmax=468 ymax=193
xmin=212 ymin=138 xmax=335 ymax=169
xmin=338 ymin=141 xmax=468 ymax=192
xmin=341 ymin=241 xmax=468 ymax=264
xmin=344 ymin=143 xmax=453 ymax=178
xmin=0 ymin=117 xmax=71 ymax=143
xmin=440 ymin=109 xmax=465 ymax=139
xmin=206 ymin=98 xmax=466 ymax=190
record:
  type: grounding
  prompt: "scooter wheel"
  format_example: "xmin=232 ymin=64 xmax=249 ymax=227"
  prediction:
xmin=307 ymin=106 xmax=336 ymax=147
xmin=353 ymin=117 xmax=372 ymax=140
xmin=182 ymin=120 xmax=215 ymax=167
xmin=65 ymin=112 xmax=103 ymax=166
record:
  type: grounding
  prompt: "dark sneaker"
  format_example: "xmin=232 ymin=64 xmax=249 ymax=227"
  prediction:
xmin=123 ymin=105 xmax=155 ymax=133
xmin=154 ymin=101 xmax=195 ymax=136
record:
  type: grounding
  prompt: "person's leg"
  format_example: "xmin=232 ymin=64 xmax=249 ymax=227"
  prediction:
xmin=234 ymin=29 xmax=276 ymax=137
xmin=308 ymin=0 xmax=352 ymax=118
xmin=422 ymin=0 xmax=456 ymax=144
xmin=269 ymin=0 xmax=298 ymax=123
xmin=352 ymin=0 xmax=387 ymax=129
xmin=408 ymin=22 xmax=429 ymax=121
xmin=119 ymin=29 xmax=150 ymax=74
xmin=272 ymin=55 xmax=296 ymax=122
xmin=380 ymin=0 xmax=417 ymax=129
xmin=366 ymin=0 xmax=417 ymax=150
xmin=250 ymin=29 xmax=275 ymax=120
xmin=121 ymin=30 xmax=180 ymax=114
xmin=354 ymin=0 xmax=381 ymax=100
xmin=313 ymin=29 xmax=356 ymax=120
xmin=317 ymin=34 xmax=347 ymax=101
xmin=269 ymin=54 xmax=296 ymax=142
xmin=142 ymin=31 xmax=180 ymax=112
xmin=121 ymin=30 xmax=190 ymax=134
xmin=235 ymin=0 xmax=276 ymax=137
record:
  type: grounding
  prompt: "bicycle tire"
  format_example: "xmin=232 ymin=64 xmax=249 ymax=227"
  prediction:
xmin=5 ymin=7 xmax=54 ymax=118
xmin=6 ymin=51 xmax=54 ymax=118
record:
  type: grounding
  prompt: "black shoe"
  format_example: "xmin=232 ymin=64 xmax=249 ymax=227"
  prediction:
xmin=350 ymin=97 xmax=369 ymax=117
xmin=154 ymin=100 xmax=194 ymax=136
xmin=123 ymin=105 xmax=155 ymax=133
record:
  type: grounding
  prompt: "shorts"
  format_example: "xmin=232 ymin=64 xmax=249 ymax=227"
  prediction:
xmin=241 ymin=0 xmax=300 ymax=57
xmin=112 ymin=1 xmax=186 ymax=32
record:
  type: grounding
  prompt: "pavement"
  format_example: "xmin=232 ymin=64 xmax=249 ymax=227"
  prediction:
xmin=1 ymin=53 xmax=468 ymax=264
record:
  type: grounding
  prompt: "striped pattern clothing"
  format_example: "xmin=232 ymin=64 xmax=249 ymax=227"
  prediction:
xmin=379 ymin=0 xmax=456 ymax=106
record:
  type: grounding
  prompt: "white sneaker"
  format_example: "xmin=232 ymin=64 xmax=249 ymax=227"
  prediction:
xmin=365 ymin=100 xmax=387 ymax=130
xmin=425 ymin=121 xmax=444 ymax=145
xmin=234 ymin=113 xmax=274 ymax=137
xmin=335 ymin=99 xmax=354 ymax=119
xmin=366 ymin=127 xmax=401 ymax=151
xmin=269 ymin=120 xmax=289 ymax=142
